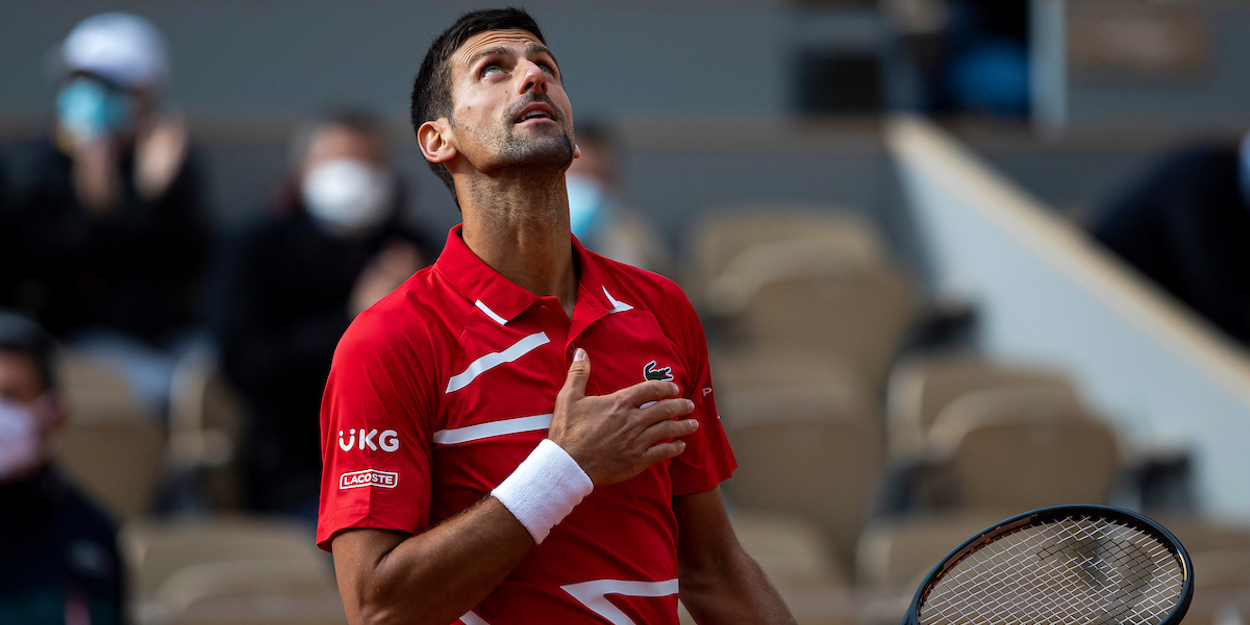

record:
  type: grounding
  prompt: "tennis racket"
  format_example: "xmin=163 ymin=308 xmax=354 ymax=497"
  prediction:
xmin=899 ymin=504 xmax=1193 ymax=625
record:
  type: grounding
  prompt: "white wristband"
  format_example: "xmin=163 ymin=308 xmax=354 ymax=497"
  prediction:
xmin=491 ymin=439 xmax=594 ymax=544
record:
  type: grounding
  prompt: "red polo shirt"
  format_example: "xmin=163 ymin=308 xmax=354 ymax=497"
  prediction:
xmin=317 ymin=225 xmax=736 ymax=625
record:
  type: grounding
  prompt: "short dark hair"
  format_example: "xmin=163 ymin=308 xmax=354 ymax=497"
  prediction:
xmin=289 ymin=107 xmax=389 ymax=168
xmin=0 ymin=310 xmax=58 ymax=393
xmin=410 ymin=8 xmax=546 ymax=206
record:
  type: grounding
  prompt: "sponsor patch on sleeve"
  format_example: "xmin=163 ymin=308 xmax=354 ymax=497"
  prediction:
xmin=339 ymin=469 xmax=400 ymax=490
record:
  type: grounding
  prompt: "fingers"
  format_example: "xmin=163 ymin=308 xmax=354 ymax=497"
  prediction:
xmin=617 ymin=380 xmax=681 ymax=409
xmin=635 ymin=395 xmax=695 ymax=426
xmin=559 ymin=348 xmax=591 ymax=402
xmin=641 ymin=416 xmax=699 ymax=446
xmin=642 ymin=440 xmax=688 ymax=464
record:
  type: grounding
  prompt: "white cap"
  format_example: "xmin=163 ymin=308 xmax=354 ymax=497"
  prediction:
xmin=61 ymin=12 xmax=168 ymax=88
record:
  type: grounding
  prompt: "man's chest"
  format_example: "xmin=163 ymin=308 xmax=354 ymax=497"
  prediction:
xmin=437 ymin=307 xmax=689 ymax=434
xmin=425 ymin=305 xmax=690 ymax=511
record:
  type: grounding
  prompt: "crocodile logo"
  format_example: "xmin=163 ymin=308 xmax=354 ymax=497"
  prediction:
xmin=643 ymin=360 xmax=673 ymax=382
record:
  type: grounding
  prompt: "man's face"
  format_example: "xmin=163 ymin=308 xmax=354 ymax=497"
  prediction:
xmin=445 ymin=29 xmax=575 ymax=174
xmin=0 ymin=351 xmax=44 ymax=405
xmin=0 ymin=350 xmax=61 ymax=481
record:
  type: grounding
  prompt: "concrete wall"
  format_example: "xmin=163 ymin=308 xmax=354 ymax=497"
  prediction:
xmin=0 ymin=0 xmax=799 ymax=120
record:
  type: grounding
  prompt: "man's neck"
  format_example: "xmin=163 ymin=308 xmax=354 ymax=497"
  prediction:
xmin=459 ymin=170 xmax=578 ymax=317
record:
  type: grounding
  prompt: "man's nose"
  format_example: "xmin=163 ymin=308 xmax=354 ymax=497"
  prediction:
xmin=518 ymin=60 xmax=548 ymax=95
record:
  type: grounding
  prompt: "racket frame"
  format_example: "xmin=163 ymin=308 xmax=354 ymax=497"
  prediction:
xmin=897 ymin=504 xmax=1194 ymax=625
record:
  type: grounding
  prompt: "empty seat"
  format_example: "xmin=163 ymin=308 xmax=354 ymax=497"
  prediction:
xmin=58 ymin=349 xmax=156 ymax=422
xmin=157 ymin=559 xmax=344 ymax=625
xmin=168 ymin=353 xmax=246 ymax=470
xmin=855 ymin=511 xmax=1007 ymax=592
xmin=51 ymin=418 xmax=165 ymax=521
xmin=730 ymin=511 xmax=849 ymax=590
xmin=1151 ymin=515 xmax=1250 ymax=554
xmin=1181 ymin=550 xmax=1250 ymax=625
xmin=120 ymin=515 xmax=329 ymax=610
xmin=728 ymin=264 xmax=917 ymax=393
xmin=167 ymin=353 xmax=249 ymax=510
xmin=887 ymin=355 xmax=1079 ymax=457
xmin=686 ymin=207 xmax=885 ymax=298
xmin=711 ymin=347 xmax=866 ymax=395
xmin=927 ymin=391 xmax=1122 ymax=510
xmin=711 ymin=350 xmax=874 ymax=424
xmin=721 ymin=389 xmax=885 ymax=568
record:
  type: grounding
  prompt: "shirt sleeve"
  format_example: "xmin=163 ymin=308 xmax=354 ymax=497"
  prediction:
xmin=316 ymin=307 xmax=438 ymax=551
xmin=664 ymin=287 xmax=737 ymax=496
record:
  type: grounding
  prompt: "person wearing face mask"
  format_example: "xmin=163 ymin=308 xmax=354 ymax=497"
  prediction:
xmin=204 ymin=109 xmax=434 ymax=522
xmin=0 ymin=310 xmax=124 ymax=625
xmin=564 ymin=121 xmax=670 ymax=274
xmin=0 ymin=13 xmax=210 ymax=412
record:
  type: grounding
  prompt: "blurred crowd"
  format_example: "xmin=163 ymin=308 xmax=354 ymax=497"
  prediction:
xmin=0 ymin=16 xmax=677 ymax=622
xmin=5 ymin=8 xmax=1250 ymax=625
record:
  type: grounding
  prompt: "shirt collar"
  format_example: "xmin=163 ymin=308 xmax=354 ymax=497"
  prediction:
xmin=434 ymin=224 xmax=617 ymax=325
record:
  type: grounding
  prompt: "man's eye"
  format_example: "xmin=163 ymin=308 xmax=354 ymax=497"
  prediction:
xmin=539 ymin=63 xmax=555 ymax=75
xmin=482 ymin=65 xmax=503 ymax=77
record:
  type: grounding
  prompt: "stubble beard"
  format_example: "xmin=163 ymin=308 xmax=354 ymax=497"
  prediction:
xmin=493 ymin=122 xmax=574 ymax=173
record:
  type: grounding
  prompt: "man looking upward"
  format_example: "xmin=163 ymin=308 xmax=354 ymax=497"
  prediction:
xmin=317 ymin=8 xmax=795 ymax=625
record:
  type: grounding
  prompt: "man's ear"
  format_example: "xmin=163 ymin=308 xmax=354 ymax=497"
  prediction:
xmin=418 ymin=119 xmax=457 ymax=164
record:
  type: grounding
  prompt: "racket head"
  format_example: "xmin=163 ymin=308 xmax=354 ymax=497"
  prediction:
xmin=898 ymin=504 xmax=1193 ymax=625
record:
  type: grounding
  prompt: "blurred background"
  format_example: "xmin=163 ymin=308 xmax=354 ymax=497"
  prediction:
xmin=3 ymin=1 xmax=1250 ymax=624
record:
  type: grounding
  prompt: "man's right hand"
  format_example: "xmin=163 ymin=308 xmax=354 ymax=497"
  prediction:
xmin=548 ymin=348 xmax=698 ymax=486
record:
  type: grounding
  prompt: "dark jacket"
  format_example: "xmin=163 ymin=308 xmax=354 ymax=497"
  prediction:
xmin=206 ymin=191 xmax=435 ymax=512
xmin=0 ymin=136 xmax=210 ymax=345
xmin=1093 ymin=141 xmax=1250 ymax=345
xmin=0 ymin=465 xmax=123 ymax=625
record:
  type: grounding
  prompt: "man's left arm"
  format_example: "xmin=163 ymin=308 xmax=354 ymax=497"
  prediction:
xmin=674 ymin=486 xmax=796 ymax=625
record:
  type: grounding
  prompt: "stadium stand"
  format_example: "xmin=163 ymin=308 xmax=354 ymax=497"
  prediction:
xmin=119 ymin=516 xmax=337 ymax=624
xmin=50 ymin=417 xmax=166 ymax=522
xmin=886 ymin=354 xmax=1080 ymax=457
xmin=719 ymin=387 xmax=885 ymax=569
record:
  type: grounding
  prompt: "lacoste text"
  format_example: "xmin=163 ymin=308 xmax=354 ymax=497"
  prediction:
xmin=339 ymin=469 xmax=399 ymax=490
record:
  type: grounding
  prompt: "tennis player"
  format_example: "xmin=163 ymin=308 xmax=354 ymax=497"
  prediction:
xmin=317 ymin=8 xmax=795 ymax=625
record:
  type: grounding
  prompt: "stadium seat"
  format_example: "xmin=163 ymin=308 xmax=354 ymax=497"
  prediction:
xmin=730 ymin=511 xmax=849 ymax=589
xmin=887 ymin=355 xmax=1079 ymax=457
xmin=58 ymin=349 xmax=157 ymax=422
xmin=684 ymin=206 xmax=885 ymax=301
xmin=51 ymin=418 xmax=165 ymax=521
xmin=926 ymin=393 xmax=1122 ymax=510
xmin=1152 ymin=515 xmax=1250 ymax=554
xmin=721 ymin=263 xmax=917 ymax=394
xmin=1179 ymin=549 xmax=1250 ymax=625
xmin=855 ymin=511 xmax=1006 ymax=592
xmin=710 ymin=351 xmax=875 ymax=426
xmin=710 ymin=347 xmax=868 ymax=398
xmin=157 ymin=559 xmax=344 ymax=625
xmin=119 ymin=515 xmax=330 ymax=623
xmin=167 ymin=352 xmax=248 ymax=509
xmin=720 ymin=388 xmax=885 ymax=568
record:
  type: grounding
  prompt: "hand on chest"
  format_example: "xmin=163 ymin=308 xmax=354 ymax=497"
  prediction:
xmin=441 ymin=307 xmax=688 ymax=431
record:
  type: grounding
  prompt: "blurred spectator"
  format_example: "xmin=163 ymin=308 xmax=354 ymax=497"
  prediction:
xmin=893 ymin=0 xmax=1030 ymax=117
xmin=0 ymin=310 xmax=123 ymax=625
xmin=206 ymin=110 xmax=434 ymax=522
xmin=0 ymin=13 xmax=211 ymax=411
xmin=1092 ymin=137 xmax=1250 ymax=346
xmin=566 ymin=122 xmax=670 ymax=273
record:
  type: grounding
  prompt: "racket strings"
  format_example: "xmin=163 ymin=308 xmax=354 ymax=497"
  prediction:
xmin=918 ymin=515 xmax=1185 ymax=625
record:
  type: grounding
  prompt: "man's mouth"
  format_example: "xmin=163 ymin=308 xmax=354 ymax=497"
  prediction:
xmin=514 ymin=102 xmax=555 ymax=124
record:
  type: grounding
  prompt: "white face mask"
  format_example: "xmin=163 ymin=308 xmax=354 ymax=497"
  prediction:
xmin=566 ymin=174 xmax=613 ymax=241
xmin=302 ymin=159 xmax=396 ymax=237
xmin=0 ymin=396 xmax=55 ymax=481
